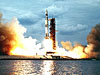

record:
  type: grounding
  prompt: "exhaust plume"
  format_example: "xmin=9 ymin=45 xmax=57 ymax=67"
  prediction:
xmin=0 ymin=13 xmax=25 ymax=55
xmin=61 ymin=24 xmax=100 ymax=58
xmin=0 ymin=13 xmax=40 ymax=55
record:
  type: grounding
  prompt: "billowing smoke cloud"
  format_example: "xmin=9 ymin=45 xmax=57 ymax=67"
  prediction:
xmin=61 ymin=24 xmax=100 ymax=58
xmin=0 ymin=13 xmax=41 ymax=55
xmin=87 ymin=24 xmax=100 ymax=57
xmin=0 ymin=13 xmax=25 ymax=55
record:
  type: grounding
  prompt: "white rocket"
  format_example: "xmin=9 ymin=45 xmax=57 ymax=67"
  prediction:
xmin=45 ymin=9 xmax=49 ymax=39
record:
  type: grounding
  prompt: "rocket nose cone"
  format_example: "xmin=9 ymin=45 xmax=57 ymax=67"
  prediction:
xmin=46 ymin=9 xmax=48 ymax=14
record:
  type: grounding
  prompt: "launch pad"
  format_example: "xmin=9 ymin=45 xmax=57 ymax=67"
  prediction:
xmin=0 ymin=55 xmax=74 ymax=60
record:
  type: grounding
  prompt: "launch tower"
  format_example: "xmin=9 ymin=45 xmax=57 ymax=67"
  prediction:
xmin=50 ymin=18 xmax=56 ymax=50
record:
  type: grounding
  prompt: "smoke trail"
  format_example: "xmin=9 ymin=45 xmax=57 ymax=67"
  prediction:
xmin=61 ymin=24 xmax=100 ymax=58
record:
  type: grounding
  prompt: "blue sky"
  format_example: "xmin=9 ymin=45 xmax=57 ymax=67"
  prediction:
xmin=0 ymin=0 xmax=100 ymax=45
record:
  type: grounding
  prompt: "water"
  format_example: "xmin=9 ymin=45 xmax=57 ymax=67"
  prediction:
xmin=0 ymin=60 xmax=100 ymax=75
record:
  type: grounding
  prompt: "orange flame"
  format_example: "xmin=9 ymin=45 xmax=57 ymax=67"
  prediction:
xmin=9 ymin=37 xmax=39 ymax=56
xmin=9 ymin=38 xmax=88 ymax=59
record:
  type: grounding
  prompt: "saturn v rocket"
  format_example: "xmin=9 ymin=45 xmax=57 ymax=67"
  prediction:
xmin=45 ymin=9 xmax=49 ymax=39
xmin=45 ymin=9 xmax=56 ymax=50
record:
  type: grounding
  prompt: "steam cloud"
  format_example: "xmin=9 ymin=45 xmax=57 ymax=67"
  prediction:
xmin=61 ymin=24 xmax=100 ymax=58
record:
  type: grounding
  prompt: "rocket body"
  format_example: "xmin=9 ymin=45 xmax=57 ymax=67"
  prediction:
xmin=45 ymin=9 xmax=49 ymax=39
